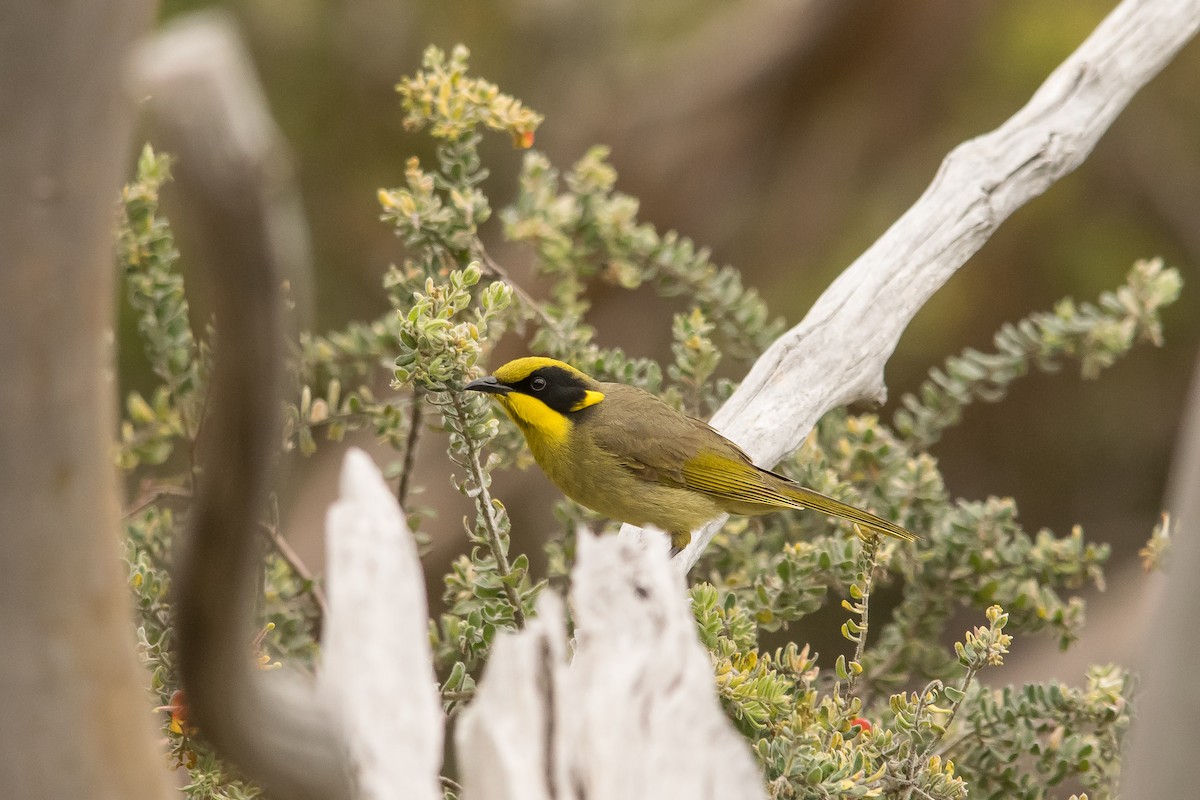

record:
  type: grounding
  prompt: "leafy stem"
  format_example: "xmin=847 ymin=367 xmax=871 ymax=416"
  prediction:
xmin=898 ymin=679 xmax=945 ymax=800
xmin=446 ymin=390 xmax=526 ymax=628
xmin=921 ymin=606 xmax=1013 ymax=762
xmin=839 ymin=531 xmax=880 ymax=697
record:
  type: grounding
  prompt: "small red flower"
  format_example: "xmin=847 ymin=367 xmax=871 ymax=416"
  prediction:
xmin=850 ymin=717 xmax=873 ymax=733
xmin=157 ymin=689 xmax=195 ymax=736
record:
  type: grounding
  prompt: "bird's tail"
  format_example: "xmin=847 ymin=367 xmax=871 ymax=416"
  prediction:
xmin=780 ymin=482 xmax=917 ymax=542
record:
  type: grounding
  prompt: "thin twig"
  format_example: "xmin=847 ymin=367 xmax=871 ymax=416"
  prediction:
xmin=474 ymin=243 xmax=567 ymax=340
xmin=397 ymin=387 xmax=424 ymax=508
xmin=300 ymin=409 xmax=377 ymax=432
xmin=258 ymin=520 xmax=329 ymax=621
xmin=938 ymin=730 xmax=979 ymax=760
xmin=123 ymin=483 xmax=192 ymax=519
xmin=920 ymin=667 xmax=978 ymax=764
xmin=122 ymin=481 xmax=328 ymax=621
xmin=448 ymin=391 xmax=526 ymax=628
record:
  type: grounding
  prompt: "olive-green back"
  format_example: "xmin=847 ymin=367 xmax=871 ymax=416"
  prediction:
xmin=584 ymin=382 xmax=917 ymax=542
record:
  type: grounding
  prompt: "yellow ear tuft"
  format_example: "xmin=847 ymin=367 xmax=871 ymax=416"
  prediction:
xmin=570 ymin=390 xmax=605 ymax=412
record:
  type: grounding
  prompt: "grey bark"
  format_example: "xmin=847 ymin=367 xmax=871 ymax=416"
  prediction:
xmin=0 ymin=1 xmax=172 ymax=798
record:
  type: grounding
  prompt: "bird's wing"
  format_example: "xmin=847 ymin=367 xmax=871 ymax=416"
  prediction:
xmin=588 ymin=385 xmax=774 ymax=499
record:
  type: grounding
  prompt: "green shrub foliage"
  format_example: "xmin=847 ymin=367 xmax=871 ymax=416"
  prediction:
xmin=117 ymin=46 xmax=1178 ymax=799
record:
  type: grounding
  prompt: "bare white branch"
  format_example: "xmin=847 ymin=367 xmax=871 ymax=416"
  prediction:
xmin=321 ymin=448 xmax=444 ymax=800
xmin=454 ymin=594 xmax=569 ymax=800
xmin=457 ymin=532 xmax=765 ymax=800
xmin=620 ymin=0 xmax=1200 ymax=570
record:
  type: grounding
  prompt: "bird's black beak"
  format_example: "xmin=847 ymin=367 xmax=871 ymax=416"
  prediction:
xmin=464 ymin=376 xmax=512 ymax=395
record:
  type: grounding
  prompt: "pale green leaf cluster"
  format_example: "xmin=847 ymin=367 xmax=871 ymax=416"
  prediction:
xmin=894 ymin=258 xmax=1182 ymax=450
xmin=124 ymin=508 xmax=316 ymax=798
xmin=1138 ymin=512 xmax=1172 ymax=573
xmin=116 ymin=146 xmax=205 ymax=469
xmin=950 ymin=665 xmax=1132 ymax=800
xmin=397 ymin=44 xmax=542 ymax=146
xmin=504 ymin=145 xmax=784 ymax=366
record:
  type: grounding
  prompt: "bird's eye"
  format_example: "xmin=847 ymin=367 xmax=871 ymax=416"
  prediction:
xmin=530 ymin=376 xmax=547 ymax=391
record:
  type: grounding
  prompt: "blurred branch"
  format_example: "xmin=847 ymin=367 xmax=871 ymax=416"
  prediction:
xmin=397 ymin=387 xmax=424 ymax=508
xmin=135 ymin=13 xmax=351 ymax=800
xmin=1121 ymin=290 xmax=1200 ymax=795
xmin=123 ymin=483 xmax=192 ymax=519
xmin=0 ymin=1 xmax=171 ymax=797
xmin=635 ymin=0 xmax=1200 ymax=570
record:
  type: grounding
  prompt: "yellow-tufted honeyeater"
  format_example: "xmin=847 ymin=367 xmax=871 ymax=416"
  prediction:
xmin=465 ymin=357 xmax=917 ymax=552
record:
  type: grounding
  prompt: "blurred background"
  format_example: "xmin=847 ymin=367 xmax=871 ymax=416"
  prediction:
xmin=128 ymin=0 xmax=1200 ymax=682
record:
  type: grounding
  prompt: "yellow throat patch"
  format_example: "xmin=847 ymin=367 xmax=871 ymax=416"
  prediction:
xmin=497 ymin=392 xmax=571 ymax=444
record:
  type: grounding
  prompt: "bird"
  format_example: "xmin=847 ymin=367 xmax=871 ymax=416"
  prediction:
xmin=464 ymin=356 xmax=916 ymax=553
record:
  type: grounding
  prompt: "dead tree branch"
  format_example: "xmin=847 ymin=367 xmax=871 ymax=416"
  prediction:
xmin=320 ymin=449 xmax=444 ymax=800
xmin=455 ymin=530 xmax=765 ymax=799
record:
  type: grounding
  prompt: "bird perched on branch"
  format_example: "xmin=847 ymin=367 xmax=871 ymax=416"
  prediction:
xmin=465 ymin=356 xmax=916 ymax=553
